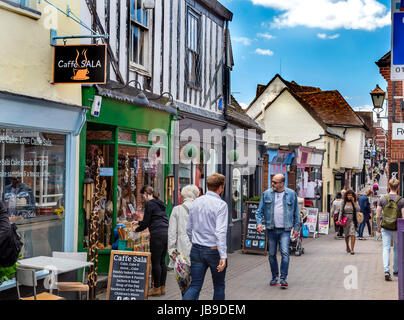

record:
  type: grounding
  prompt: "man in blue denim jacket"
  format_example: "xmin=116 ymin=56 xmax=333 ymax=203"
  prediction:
xmin=256 ymin=174 xmax=300 ymax=289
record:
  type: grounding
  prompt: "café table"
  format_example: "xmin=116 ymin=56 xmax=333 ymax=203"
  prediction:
xmin=18 ymin=256 xmax=94 ymax=298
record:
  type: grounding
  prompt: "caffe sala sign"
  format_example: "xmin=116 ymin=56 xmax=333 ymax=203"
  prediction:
xmin=53 ymin=44 xmax=107 ymax=84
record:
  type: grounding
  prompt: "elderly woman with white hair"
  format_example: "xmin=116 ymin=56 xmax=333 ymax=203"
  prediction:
xmin=168 ymin=184 xmax=200 ymax=295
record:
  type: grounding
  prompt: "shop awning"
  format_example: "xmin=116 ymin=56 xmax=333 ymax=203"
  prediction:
xmin=268 ymin=150 xmax=295 ymax=165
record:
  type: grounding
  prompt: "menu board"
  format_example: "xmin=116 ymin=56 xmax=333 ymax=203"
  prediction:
xmin=242 ymin=202 xmax=267 ymax=255
xmin=106 ymin=251 xmax=151 ymax=300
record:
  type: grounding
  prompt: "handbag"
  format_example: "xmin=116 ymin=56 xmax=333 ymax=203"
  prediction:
xmin=302 ymin=224 xmax=309 ymax=238
xmin=356 ymin=212 xmax=364 ymax=224
xmin=337 ymin=217 xmax=348 ymax=227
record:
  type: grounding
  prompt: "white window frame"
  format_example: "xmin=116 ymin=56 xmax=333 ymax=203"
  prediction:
xmin=0 ymin=0 xmax=41 ymax=19
xmin=129 ymin=0 xmax=150 ymax=75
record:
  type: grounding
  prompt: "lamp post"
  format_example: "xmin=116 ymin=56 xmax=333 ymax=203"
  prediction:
xmin=370 ymin=85 xmax=386 ymax=116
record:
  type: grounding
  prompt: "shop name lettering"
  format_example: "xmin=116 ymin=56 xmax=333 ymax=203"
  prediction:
xmin=57 ymin=60 xmax=102 ymax=68
xmin=0 ymin=135 xmax=52 ymax=146
xmin=113 ymin=255 xmax=147 ymax=264
xmin=0 ymin=159 xmax=48 ymax=166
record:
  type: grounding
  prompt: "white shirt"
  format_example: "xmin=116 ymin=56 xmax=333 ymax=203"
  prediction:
xmin=274 ymin=191 xmax=285 ymax=228
xmin=187 ymin=191 xmax=229 ymax=259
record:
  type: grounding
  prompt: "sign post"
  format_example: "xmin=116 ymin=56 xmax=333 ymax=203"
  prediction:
xmin=242 ymin=202 xmax=268 ymax=255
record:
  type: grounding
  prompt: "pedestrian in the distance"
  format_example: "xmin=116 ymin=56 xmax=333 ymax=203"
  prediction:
xmin=331 ymin=193 xmax=344 ymax=238
xmin=338 ymin=190 xmax=360 ymax=255
xmin=168 ymin=185 xmax=200 ymax=296
xmin=373 ymin=180 xmax=379 ymax=196
xmin=256 ymin=174 xmax=300 ymax=289
xmin=358 ymin=190 xmax=373 ymax=240
xmin=134 ymin=186 xmax=169 ymax=297
xmin=376 ymin=178 xmax=404 ymax=281
xmin=183 ymin=174 xmax=228 ymax=300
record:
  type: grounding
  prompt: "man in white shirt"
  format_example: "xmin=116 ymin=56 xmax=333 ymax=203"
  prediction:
xmin=183 ymin=173 xmax=228 ymax=300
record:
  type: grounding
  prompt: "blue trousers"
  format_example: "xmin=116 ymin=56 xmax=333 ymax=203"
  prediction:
xmin=267 ymin=228 xmax=291 ymax=281
xmin=182 ymin=243 xmax=226 ymax=300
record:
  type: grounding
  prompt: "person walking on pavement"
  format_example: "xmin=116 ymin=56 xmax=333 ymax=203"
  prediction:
xmin=183 ymin=174 xmax=228 ymax=300
xmin=168 ymin=185 xmax=200 ymax=296
xmin=358 ymin=190 xmax=373 ymax=240
xmin=373 ymin=180 xmax=379 ymax=196
xmin=255 ymin=174 xmax=300 ymax=289
xmin=376 ymin=178 xmax=404 ymax=281
xmin=331 ymin=193 xmax=344 ymax=239
xmin=134 ymin=186 xmax=169 ymax=297
xmin=338 ymin=190 xmax=360 ymax=255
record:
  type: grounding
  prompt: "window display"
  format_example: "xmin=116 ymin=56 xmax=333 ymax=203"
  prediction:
xmin=0 ymin=128 xmax=66 ymax=258
xmin=83 ymin=128 xmax=165 ymax=253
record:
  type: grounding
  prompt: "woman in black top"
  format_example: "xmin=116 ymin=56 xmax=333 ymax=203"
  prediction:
xmin=135 ymin=185 xmax=168 ymax=297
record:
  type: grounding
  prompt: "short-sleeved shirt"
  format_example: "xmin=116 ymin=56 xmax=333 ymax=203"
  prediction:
xmin=378 ymin=194 xmax=404 ymax=216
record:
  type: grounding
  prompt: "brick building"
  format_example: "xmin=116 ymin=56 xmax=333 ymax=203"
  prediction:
xmin=376 ymin=52 xmax=403 ymax=191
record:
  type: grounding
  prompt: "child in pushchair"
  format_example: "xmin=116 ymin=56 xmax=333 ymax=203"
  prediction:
xmin=290 ymin=198 xmax=307 ymax=256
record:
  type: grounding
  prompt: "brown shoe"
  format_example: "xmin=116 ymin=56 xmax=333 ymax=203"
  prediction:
xmin=160 ymin=286 xmax=166 ymax=295
xmin=148 ymin=287 xmax=161 ymax=297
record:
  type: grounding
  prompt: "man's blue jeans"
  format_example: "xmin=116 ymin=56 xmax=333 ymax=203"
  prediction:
xmin=381 ymin=228 xmax=398 ymax=274
xmin=182 ymin=243 xmax=226 ymax=300
xmin=267 ymin=228 xmax=291 ymax=281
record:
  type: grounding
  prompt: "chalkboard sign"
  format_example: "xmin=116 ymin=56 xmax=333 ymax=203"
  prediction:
xmin=242 ymin=202 xmax=267 ymax=255
xmin=106 ymin=251 xmax=151 ymax=300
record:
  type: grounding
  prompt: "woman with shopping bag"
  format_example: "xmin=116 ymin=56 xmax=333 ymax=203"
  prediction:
xmin=168 ymin=185 xmax=200 ymax=296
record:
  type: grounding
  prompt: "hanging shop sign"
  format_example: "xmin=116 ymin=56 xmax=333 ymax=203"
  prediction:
xmin=106 ymin=250 xmax=151 ymax=300
xmin=53 ymin=44 xmax=107 ymax=84
xmin=242 ymin=202 xmax=267 ymax=255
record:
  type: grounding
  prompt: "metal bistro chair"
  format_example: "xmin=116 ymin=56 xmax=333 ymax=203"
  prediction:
xmin=52 ymin=251 xmax=90 ymax=300
xmin=16 ymin=267 xmax=64 ymax=300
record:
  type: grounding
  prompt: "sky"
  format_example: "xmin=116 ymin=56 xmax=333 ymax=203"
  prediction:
xmin=221 ymin=0 xmax=392 ymax=125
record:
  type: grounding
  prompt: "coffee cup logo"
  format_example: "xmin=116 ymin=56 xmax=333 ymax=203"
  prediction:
xmin=72 ymin=49 xmax=90 ymax=80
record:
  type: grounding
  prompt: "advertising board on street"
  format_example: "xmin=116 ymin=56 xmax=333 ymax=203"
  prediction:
xmin=242 ymin=202 xmax=267 ymax=255
xmin=318 ymin=212 xmax=329 ymax=234
xmin=306 ymin=207 xmax=319 ymax=233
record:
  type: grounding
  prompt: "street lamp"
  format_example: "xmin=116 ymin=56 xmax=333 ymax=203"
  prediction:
xmin=370 ymin=85 xmax=386 ymax=115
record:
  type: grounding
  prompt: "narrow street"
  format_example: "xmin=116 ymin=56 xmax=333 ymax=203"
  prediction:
xmin=147 ymin=174 xmax=399 ymax=300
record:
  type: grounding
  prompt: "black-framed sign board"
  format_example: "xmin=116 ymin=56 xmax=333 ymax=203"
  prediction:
xmin=53 ymin=44 xmax=107 ymax=84
xmin=242 ymin=202 xmax=268 ymax=255
xmin=106 ymin=251 xmax=151 ymax=300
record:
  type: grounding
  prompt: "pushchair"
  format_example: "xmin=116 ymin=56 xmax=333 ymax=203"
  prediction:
xmin=289 ymin=202 xmax=307 ymax=256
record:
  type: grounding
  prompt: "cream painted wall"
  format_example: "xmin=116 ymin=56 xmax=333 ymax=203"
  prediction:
xmin=246 ymin=77 xmax=286 ymax=120
xmin=258 ymin=90 xmax=324 ymax=146
xmin=338 ymin=128 xmax=366 ymax=170
xmin=0 ymin=0 xmax=82 ymax=106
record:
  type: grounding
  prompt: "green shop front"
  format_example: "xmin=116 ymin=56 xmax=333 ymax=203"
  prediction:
xmin=79 ymin=84 xmax=176 ymax=274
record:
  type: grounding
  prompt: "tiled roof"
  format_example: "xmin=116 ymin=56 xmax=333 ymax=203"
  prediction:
xmin=296 ymin=90 xmax=365 ymax=127
xmin=283 ymin=80 xmax=322 ymax=94
xmin=228 ymin=95 xmax=265 ymax=132
xmin=376 ymin=51 xmax=390 ymax=68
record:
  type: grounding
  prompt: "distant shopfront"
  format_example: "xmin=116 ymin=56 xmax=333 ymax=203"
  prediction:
xmin=0 ymin=90 xmax=87 ymax=258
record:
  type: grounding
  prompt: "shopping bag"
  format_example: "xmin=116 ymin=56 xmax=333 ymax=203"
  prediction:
xmin=302 ymin=224 xmax=309 ymax=238
xmin=174 ymin=254 xmax=191 ymax=295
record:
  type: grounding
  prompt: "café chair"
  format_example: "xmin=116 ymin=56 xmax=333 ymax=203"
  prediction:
xmin=16 ymin=267 xmax=65 ymax=300
xmin=52 ymin=251 xmax=90 ymax=300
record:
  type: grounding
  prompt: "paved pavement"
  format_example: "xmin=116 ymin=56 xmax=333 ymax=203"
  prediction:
xmin=98 ymin=173 xmax=400 ymax=300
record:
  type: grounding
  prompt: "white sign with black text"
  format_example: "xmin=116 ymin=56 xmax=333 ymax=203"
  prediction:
xmin=392 ymin=123 xmax=404 ymax=140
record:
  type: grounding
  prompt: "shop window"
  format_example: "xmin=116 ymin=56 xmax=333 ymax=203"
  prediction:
xmin=87 ymin=130 xmax=113 ymax=141
xmin=84 ymin=144 xmax=115 ymax=250
xmin=0 ymin=0 xmax=41 ymax=16
xmin=117 ymin=145 xmax=164 ymax=224
xmin=232 ymin=168 xmax=242 ymax=221
xmin=130 ymin=0 xmax=149 ymax=70
xmin=118 ymin=131 xmax=133 ymax=143
xmin=1 ymin=128 xmax=66 ymax=258
xmin=136 ymin=133 xmax=149 ymax=144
